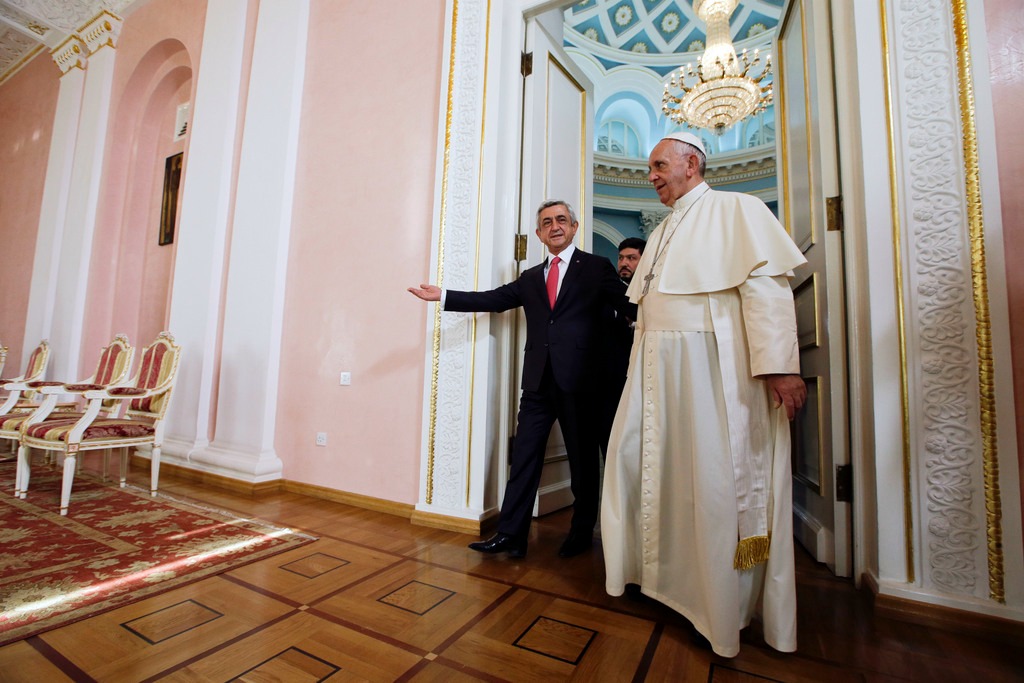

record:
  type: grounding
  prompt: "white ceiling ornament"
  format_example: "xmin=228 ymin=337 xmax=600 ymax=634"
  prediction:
xmin=0 ymin=0 xmax=137 ymax=84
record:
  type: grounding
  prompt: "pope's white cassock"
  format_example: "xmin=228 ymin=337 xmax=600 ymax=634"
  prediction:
xmin=601 ymin=181 xmax=807 ymax=658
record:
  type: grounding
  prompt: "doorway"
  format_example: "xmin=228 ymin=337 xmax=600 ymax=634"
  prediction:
xmin=508 ymin=0 xmax=852 ymax=575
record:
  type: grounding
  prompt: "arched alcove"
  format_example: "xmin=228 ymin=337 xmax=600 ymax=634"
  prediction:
xmin=84 ymin=39 xmax=193 ymax=361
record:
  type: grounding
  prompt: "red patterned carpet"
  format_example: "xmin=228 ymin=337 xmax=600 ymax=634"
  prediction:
xmin=0 ymin=458 xmax=314 ymax=646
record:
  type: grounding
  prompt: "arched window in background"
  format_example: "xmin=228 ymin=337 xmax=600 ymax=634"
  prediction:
xmin=597 ymin=119 xmax=642 ymax=157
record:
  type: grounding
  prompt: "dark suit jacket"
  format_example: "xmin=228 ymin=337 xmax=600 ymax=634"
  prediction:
xmin=602 ymin=295 xmax=638 ymax=382
xmin=446 ymin=250 xmax=626 ymax=393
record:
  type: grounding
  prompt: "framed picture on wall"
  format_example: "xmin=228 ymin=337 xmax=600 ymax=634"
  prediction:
xmin=158 ymin=152 xmax=183 ymax=246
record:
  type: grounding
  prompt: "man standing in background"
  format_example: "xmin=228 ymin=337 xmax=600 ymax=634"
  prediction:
xmin=597 ymin=237 xmax=645 ymax=458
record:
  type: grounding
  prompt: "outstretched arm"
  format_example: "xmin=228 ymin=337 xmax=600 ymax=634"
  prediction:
xmin=408 ymin=284 xmax=441 ymax=302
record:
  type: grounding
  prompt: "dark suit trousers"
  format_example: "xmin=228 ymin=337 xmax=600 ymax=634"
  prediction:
xmin=497 ymin=361 xmax=600 ymax=540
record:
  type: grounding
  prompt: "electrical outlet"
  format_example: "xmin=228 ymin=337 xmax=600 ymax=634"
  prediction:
xmin=315 ymin=432 xmax=327 ymax=447
xmin=339 ymin=371 xmax=351 ymax=386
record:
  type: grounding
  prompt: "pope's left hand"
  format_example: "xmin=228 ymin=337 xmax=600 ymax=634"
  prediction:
xmin=765 ymin=374 xmax=807 ymax=420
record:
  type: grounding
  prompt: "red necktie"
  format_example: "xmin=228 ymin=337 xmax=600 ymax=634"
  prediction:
xmin=546 ymin=256 xmax=561 ymax=309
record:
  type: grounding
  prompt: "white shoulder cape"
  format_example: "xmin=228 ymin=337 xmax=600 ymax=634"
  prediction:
xmin=627 ymin=185 xmax=806 ymax=301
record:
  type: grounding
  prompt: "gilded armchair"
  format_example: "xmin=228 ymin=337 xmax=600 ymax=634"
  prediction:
xmin=3 ymin=335 xmax=134 ymax=493
xmin=0 ymin=340 xmax=50 ymax=418
xmin=16 ymin=332 xmax=180 ymax=515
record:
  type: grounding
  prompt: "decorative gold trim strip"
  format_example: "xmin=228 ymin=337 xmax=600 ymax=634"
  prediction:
xmin=775 ymin=5 xmax=792 ymax=236
xmin=877 ymin=0 xmax=914 ymax=583
xmin=793 ymin=272 xmax=821 ymax=350
xmin=427 ymin=0 xmax=462 ymax=505
xmin=950 ymin=0 xmax=1003 ymax=603
xmin=467 ymin=0 xmax=493 ymax=507
xmin=799 ymin=1 xmax=818 ymax=249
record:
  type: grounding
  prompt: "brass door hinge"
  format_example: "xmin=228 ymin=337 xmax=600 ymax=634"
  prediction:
xmin=514 ymin=234 xmax=528 ymax=261
xmin=521 ymin=51 xmax=533 ymax=77
xmin=826 ymin=195 xmax=844 ymax=232
xmin=836 ymin=463 xmax=853 ymax=502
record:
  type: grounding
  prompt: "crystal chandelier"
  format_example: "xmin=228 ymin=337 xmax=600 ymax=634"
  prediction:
xmin=661 ymin=0 xmax=772 ymax=135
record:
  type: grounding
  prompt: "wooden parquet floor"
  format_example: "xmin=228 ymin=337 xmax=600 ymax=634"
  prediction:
xmin=1 ymin=467 xmax=1021 ymax=682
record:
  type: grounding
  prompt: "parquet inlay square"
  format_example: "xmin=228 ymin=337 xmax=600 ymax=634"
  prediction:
xmin=121 ymin=599 xmax=223 ymax=645
xmin=226 ymin=538 xmax=398 ymax=605
xmin=169 ymin=611 xmax=424 ymax=681
xmin=440 ymin=589 xmax=653 ymax=679
xmin=280 ymin=552 xmax=350 ymax=579
xmin=513 ymin=615 xmax=596 ymax=664
xmin=378 ymin=580 xmax=455 ymax=615
xmin=231 ymin=646 xmax=339 ymax=682
xmin=314 ymin=561 xmax=509 ymax=652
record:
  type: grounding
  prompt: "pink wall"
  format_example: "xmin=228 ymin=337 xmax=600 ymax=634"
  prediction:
xmin=276 ymin=0 xmax=446 ymax=503
xmin=0 ymin=55 xmax=59 ymax=372
xmin=82 ymin=0 xmax=205 ymax=370
xmin=984 ymin=0 xmax=1024 ymax=543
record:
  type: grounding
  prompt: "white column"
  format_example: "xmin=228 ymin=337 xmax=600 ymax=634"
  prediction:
xmin=415 ymin=0 xmax=527 ymax=526
xmin=20 ymin=37 xmax=88 ymax=368
xmin=47 ymin=11 xmax=123 ymax=381
xmin=189 ymin=0 xmax=310 ymax=482
xmin=162 ymin=1 xmax=251 ymax=463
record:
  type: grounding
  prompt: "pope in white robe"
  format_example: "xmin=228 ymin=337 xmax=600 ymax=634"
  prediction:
xmin=601 ymin=133 xmax=808 ymax=658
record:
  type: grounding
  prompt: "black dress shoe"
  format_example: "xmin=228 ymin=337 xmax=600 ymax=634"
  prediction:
xmin=558 ymin=531 xmax=593 ymax=558
xmin=468 ymin=533 xmax=527 ymax=558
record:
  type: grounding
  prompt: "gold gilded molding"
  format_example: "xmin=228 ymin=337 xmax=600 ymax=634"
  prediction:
xmin=799 ymin=1 xmax=818 ymax=249
xmin=50 ymin=35 xmax=86 ymax=75
xmin=950 ymin=0 xmax=1003 ymax=604
xmin=878 ymin=0 xmax=915 ymax=584
xmin=775 ymin=4 xmax=792 ymax=237
xmin=427 ymin=0 xmax=462 ymax=505
xmin=78 ymin=10 xmax=123 ymax=55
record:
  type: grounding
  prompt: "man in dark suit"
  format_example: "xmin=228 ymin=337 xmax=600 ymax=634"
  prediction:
xmin=598 ymin=237 xmax=645 ymax=458
xmin=409 ymin=200 xmax=626 ymax=558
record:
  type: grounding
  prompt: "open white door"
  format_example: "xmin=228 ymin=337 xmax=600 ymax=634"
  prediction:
xmin=776 ymin=0 xmax=852 ymax=576
xmin=509 ymin=16 xmax=595 ymax=516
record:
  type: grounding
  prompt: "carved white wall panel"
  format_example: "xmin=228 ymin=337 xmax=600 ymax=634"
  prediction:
xmin=428 ymin=0 xmax=488 ymax=511
xmin=889 ymin=0 xmax=986 ymax=598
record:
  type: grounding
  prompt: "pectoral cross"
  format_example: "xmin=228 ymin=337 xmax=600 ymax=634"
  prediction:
xmin=641 ymin=272 xmax=656 ymax=297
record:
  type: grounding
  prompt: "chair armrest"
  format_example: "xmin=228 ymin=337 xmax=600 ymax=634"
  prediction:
xmin=27 ymin=381 xmax=64 ymax=389
xmin=83 ymin=386 xmax=148 ymax=401
xmin=63 ymin=383 xmax=107 ymax=393
xmin=109 ymin=386 xmax=148 ymax=396
xmin=17 ymin=392 xmax=61 ymax=430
